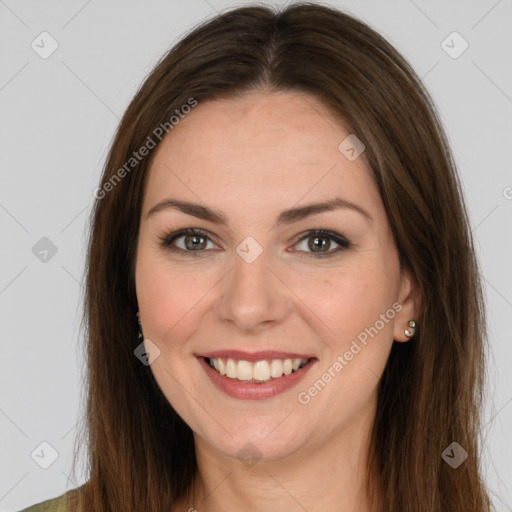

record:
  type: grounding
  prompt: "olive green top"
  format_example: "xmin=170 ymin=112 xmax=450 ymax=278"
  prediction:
xmin=18 ymin=488 xmax=78 ymax=512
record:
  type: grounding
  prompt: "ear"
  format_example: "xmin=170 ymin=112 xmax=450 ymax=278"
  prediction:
xmin=393 ymin=269 xmax=421 ymax=343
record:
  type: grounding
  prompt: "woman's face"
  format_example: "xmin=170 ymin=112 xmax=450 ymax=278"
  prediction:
xmin=135 ymin=90 xmax=418 ymax=463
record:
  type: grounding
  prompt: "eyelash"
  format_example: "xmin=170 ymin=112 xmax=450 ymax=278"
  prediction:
xmin=158 ymin=228 xmax=350 ymax=259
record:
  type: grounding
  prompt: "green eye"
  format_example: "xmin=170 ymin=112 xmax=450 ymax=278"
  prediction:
xmin=159 ymin=228 xmax=350 ymax=258
xmin=160 ymin=228 xmax=215 ymax=256
xmin=293 ymin=230 xmax=350 ymax=258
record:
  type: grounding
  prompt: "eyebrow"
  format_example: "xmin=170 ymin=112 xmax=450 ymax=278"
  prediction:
xmin=146 ymin=197 xmax=372 ymax=226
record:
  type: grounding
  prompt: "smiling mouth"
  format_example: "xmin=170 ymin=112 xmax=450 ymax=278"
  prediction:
xmin=204 ymin=356 xmax=310 ymax=383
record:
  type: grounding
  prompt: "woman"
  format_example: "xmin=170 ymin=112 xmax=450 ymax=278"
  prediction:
xmin=20 ymin=2 xmax=492 ymax=511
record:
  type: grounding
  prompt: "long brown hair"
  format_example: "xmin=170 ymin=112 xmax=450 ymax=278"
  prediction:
xmin=67 ymin=3 xmax=492 ymax=510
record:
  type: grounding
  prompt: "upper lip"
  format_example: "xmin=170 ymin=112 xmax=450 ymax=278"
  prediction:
xmin=198 ymin=350 xmax=316 ymax=362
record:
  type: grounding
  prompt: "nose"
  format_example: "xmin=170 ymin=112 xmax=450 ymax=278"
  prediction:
xmin=214 ymin=242 xmax=292 ymax=334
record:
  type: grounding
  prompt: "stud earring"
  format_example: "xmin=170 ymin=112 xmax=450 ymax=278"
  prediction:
xmin=136 ymin=311 xmax=143 ymax=342
xmin=404 ymin=320 xmax=416 ymax=338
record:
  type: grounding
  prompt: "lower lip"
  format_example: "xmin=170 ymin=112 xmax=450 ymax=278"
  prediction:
xmin=197 ymin=356 xmax=317 ymax=400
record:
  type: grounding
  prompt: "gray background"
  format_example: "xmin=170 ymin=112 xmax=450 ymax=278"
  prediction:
xmin=1 ymin=0 xmax=511 ymax=510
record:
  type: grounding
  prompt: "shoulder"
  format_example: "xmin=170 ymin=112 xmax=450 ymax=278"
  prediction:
xmin=17 ymin=488 xmax=80 ymax=512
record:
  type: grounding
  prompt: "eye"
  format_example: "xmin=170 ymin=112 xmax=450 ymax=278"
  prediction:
xmin=159 ymin=228 xmax=350 ymax=258
xmin=292 ymin=229 xmax=350 ymax=259
xmin=159 ymin=228 xmax=217 ymax=256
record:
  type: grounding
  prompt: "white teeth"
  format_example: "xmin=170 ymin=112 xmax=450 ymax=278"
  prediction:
xmin=237 ymin=360 xmax=253 ymax=381
xmin=226 ymin=359 xmax=237 ymax=378
xmin=270 ymin=359 xmax=283 ymax=378
xmin=253 ymin=360 xmax=270 ymax=381
xmin=207 ymin=357 xmax=309 ymax=382
xmin=216 ymin=358 xmax=226 ymax=375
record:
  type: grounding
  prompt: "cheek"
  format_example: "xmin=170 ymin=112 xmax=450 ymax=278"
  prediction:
xmin=135 ymin=252 xmax=209 ymax=347
xmin=294 ymin=260 xmax=399 ymax=421
xmin=303 ymin=256 xmax=399 ymax=352
xmin=292 ymin=251 xmax=400 ymax=384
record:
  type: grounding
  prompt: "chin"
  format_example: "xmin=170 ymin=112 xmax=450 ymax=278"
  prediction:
xmin=199 ymin=423 xmax=307 ymax=464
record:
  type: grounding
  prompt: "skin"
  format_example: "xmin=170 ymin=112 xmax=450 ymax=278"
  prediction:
xmin=135 ymin=90 xmax=421 ymax=512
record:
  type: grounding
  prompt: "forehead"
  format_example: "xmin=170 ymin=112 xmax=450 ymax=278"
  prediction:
xmin=143 ymin=91 xmax=381 ymax=222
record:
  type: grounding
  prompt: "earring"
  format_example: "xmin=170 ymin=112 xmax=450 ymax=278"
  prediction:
xmin=404 ymin=320 xmax=416 ymax=338
xmin=136 ymin=311 xmax=143 ymax=342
